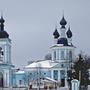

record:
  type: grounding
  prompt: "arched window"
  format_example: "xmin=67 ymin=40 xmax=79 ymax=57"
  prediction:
xmin=57 ymin=49 xmax=59 ymax=60
xmin=0 ymin=72 xmax=3 ymax=87
xmin=69 ymin=51 xmax=72 ymax=61
xmin=54 ymin=51 xmax=56 ymax=60
xmin=53 ymin=70 xmax=58 ymax=80
xmin=66 ymin=49 xmax=69 ymax=60
xmin=61 ymin=64 xmax=64 ymax=68
xmin=0 ymin=47 xmax=3 ymax=62
xmin=61 ymin=50 xmax=64 ymax=60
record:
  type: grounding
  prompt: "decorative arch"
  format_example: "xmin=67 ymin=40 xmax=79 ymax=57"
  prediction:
xmin=0 ymin=72 xmax=3 ymax=87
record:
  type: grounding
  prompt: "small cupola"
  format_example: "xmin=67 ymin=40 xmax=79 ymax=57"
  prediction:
xmin=66 ymin=26 xmax=72 ymax=38
xmin=60 ymin=15 xmax=67 ymax=28
xmin=57 ymin=38 xmax=68 ymax=46
xmin=0 ymin=16 xmax=9 ymax=38
xmin=53 ymin=28 xmax=60 ymax=39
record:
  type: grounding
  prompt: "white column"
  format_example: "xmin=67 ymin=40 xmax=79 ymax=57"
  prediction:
xmin=52 ymin=50 xmax=55 ymax=61
xmin=57 ymin=49 xmax=59 ymax=60
xmin=68 ymin=38 xmax=72 ymax=45
xmin=58 ymin=70 xmax=61 ymax=82
xmin=51 ymin=70 xmax=53 ymax=79
xmin=65 ymin=68 xmax=68 ymax=88
xmin=54 ymin=39 xmax=58 ymax=44
xmin=4 ymin=69 xmax=10 ymax=87
xmin=59 ymin=50 xmax=61 ymax=61
xmin=60 ymin=28 xmax=66 ymax=38
xmin=56 ymin=49 xmax=58 ymax=60
xmin=4 ymin=45 xmax=7 ymax=63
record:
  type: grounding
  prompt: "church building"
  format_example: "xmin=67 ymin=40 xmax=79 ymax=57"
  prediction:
xmin=0 ymin=14 xmax=76 ymax=88
xmin=22 ymin=15 xmax=75 ymax=88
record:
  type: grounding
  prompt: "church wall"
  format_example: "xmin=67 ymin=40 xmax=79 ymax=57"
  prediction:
xmin=15 ymin=74 xmax=26 ymax=87
xmin=0 ymin=39 xmax=11 ymax=63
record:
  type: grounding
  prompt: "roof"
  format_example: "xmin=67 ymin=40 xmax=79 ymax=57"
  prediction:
xmin=25 ymin=60 xmax=57 ymax=69
xmin=0 ymin=31 xmax=9 ymax=38
xmin=43 ymin=77 xmax=57 ymax=83
xmin=15 ymin=70 xmax=25 ymax=74
xmin=66 ymin=26 xmax=72 ymax=38
xmin=60 ymin=16 xmax=67 ymax=26
xmin=57 ymin=38 xmax=68 ymax=46
xmin=0 ymin=16 xmax=9 ymax=38
xmin=53 ymin=28 xmax=60 ymax=38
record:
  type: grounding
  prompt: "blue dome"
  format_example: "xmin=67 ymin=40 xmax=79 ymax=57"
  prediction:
xmin=53 ymin=29 xmax=60 ymax=38
xmin=0 ymin=16 xmax=9 ymax=38
xmin=0 ymin=31 xmax=9 ymax=38
xmin=60 ymin=16 xmax=67 ymax=26
xmin=57 ymin=38 xmax=68 ymax=46
xmin=66 ymin=26 xmax=72 ymax=38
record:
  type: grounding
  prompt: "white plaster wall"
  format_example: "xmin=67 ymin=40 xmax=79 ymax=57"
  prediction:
xmin=0 ymin=39 xmax=11 ymax=63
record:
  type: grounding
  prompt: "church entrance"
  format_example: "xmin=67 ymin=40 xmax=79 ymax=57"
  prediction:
xmin=0 ymin=72 xmax=3 ymax=87
xmin=61 ymin=79 xmax=65 ymax=87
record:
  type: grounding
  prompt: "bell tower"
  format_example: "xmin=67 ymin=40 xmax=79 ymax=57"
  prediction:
xmin=0 ymin=15 xmax=14 ymax=87
xmin=51 ymin=15 xmax=75 ymax=87
xmin=0 ymin=16 xmax=11 ymax=64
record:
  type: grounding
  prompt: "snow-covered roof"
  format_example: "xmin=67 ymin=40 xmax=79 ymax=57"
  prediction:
xmin=44 ymin=77 xmax=57 ymax=83
xmin=25 ymin=60 xmax=56 ymax=69
xmin=15 ymin=70 xmax=25 ymax=74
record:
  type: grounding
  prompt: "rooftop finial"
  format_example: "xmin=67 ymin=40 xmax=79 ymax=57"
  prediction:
xmin=62 ymin=10 xmax=64 ymax=17
xmin=55 ymin=25 xmax=57 ymax=30
xmin=60 ymin=11 xmax=67 ymax=26
xmin=68 ymin=24 xmax=70 ymax=30
xmin=0 ymin=11 xmax=5 ymax=31
xmin=1 ymin=10 xmax=3 ymax=17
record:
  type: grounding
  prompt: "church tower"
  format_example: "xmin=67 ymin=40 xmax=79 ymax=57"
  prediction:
xmin=51 ymin=15 xmax=75 ymax=87
xmin=0 ymin=16 xmax=14 ymax=87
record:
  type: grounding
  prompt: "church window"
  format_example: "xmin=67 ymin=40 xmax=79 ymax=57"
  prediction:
xmin=69 ymin=51 xmax=72 ymax=61
xmin=54 ymin=51 xmax=56 ymax=60
xmin=61 ymin=50 xmax=64 ymax=60
xmin=0 ymin=72 xmax=3 ymax=87
xmin=19 ymin=80 xmax=22 ymax=85
xmin=0 ymin=47 xmax=3 ymax=62
xmin=66 ymin=50 xmax=69 ymax=59
xmin=53 ymin=70 xmax=58 ymax=80
xmin=57 ymin=49 xmax=59 ymax=60
xmin=60 ymin=70 xmax=65 ymax=79
xmin=30 ymin=73 xmax=32 ymax=75
xmin=61 ymin=64 xmax=64 ymax=68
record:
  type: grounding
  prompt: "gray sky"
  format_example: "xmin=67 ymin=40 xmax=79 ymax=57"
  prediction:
xmin=0 ymin=0 xmax=90 ymax=68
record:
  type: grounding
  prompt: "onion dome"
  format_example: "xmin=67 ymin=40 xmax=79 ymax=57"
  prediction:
xmin=66 ymin=26 xmax=72 ymax=38
xmin=0 ymin=16 xmax=9 ymax=38
xmin=57 ymin=38 xmax=68 ymax=46
xmin=0 ymin=16 xmax=5 ymax=31
xmin=53 ymin=28 xmax=60 ymax=38
xmin=60 ymin=16 xmax=67 ymax=26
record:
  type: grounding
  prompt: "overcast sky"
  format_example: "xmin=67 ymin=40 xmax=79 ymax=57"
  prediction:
xmin=0 ymin=0 xmax=90 ymax=68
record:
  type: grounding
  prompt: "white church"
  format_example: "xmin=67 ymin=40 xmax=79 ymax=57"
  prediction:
xmin=14 ymin=15 xmax=75 ymax=88
xmin=0 ymin=15 xmax=76 ymax=88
